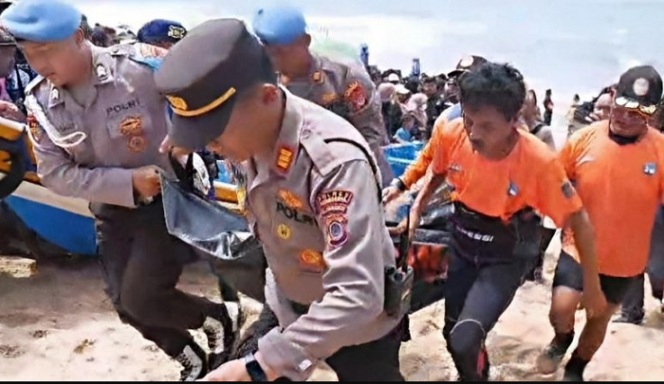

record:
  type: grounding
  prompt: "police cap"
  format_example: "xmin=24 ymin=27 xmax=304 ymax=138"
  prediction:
xmin=1 ymin=0 xmax=82 ymax=43
xmin=137 ymin=19 xmax=187 ymax=46
xmin=155 ymin=18 xmax=274 ymax=150
xmin=252 ymin=5 xmax=307 ymax=46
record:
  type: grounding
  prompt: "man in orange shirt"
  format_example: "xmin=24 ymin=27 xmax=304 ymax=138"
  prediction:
xmin=406 ymin=63 xmax=606 ymax=381
xmin=382 ymin=56 xmax=489 ymax=203
xmin=537 ymin=66 xmax=664 ymax=381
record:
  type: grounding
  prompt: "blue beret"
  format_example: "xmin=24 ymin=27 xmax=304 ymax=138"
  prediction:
xmin=1 ymin=0 xmax=82 ymax=43
xmin=137 ymin=19 xmax=187 ymax=45
xmin=252 ymin=5 xmax=306 ymax=46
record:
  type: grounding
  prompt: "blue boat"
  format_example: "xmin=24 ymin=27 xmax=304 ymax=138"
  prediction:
xmin=1 ymin=114 xmax=421 ymax=257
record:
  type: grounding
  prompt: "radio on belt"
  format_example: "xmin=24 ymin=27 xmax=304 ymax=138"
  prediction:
xmin=384 ymin=206 xmax=415 ymax=317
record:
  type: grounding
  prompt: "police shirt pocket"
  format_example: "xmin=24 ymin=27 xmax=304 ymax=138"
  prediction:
xmin=105 ymin=107 xmax=153 ymax=154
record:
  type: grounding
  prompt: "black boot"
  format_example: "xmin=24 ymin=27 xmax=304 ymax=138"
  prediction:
xmin=204 ymin=302 xmax=244 ymax=370
xmin=613 ymin=312 xmax=644 ymax=325
xmin=563 ymin=351 xmax=589 ymax=382
xmin=176 ymin=342 xmax=208 ymax=382
xmin=536 ymin=332 xmax=575 ymax=375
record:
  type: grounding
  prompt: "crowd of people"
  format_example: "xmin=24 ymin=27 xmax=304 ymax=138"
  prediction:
xmin=0 ymin=0 xmax=663 ymax=382
xmin=362 ymin=54 xmax=567 ymax=159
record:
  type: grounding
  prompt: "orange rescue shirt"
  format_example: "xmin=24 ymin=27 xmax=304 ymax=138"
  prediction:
xmin=560 ymin=121 xmax=664 ymax=277
xmin=402 ymin=118 xmax=530 ymax=189
xmin=431 ymin=120 xmax=582 ymax=226
xmin=401 ymin=120 xmax=446 ymax=189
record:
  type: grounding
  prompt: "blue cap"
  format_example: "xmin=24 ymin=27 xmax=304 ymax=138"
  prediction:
xmin=137 ymin=19 xmax=187 ymax=45
xmin=1 ymin=0 xmax=82 ymax=43
xmin=252 ymin=5 xmax=307 ymax=46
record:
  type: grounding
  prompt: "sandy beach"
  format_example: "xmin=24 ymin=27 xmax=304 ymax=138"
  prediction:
xmin=1 ymin=236 xmax=663 ymax=381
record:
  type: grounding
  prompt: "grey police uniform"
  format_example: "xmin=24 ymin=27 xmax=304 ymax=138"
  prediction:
xmin=246 ymin=91 xmax=402 ymax=381
xmin=153 ymin=18 xmax=405 ymax=382
xmin=26 ymin=43 xmax=222 ymax=359
xmin=285 ymin=54 xmax=395 ymax=187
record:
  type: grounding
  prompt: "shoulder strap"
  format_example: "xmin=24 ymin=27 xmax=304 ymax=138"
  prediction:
xmin=531 ymin=123 xmax=545 ymax=136
xmin=324 ymin=137 xmax=382 ymax=202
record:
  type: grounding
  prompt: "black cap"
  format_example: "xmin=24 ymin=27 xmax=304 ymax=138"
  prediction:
xmin=448 ymin=55 xmax=488 ymax=78
xmin=615 ymin=65 xmax=663 ymax=109
xmin=155 ymin=18 xmax=271 ymax=150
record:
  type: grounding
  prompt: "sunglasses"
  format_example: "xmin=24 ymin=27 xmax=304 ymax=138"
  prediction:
xmin=615 ymin=96 xmax=658 ymax=117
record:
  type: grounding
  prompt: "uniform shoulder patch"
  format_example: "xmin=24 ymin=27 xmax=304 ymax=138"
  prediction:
xmin=317 ymin=190 xmax=354 ymax=249
xmin=344 ymin=81 xmax=368 ymax=113
xmin=317 ymin=190 xmax=353 ymax=215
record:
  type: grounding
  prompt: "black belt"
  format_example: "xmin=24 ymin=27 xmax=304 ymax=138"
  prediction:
xmin=451 ymin=202 xmax=542 ymax=263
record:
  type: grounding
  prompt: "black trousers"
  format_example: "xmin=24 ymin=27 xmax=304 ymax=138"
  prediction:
xmin=621 ymin=206 xmax=664 ymax=319
xmin=92 ymin=200 xmax=218 ymax=357
xmin=443 ymin=251 xmax=525 ymax=381
xmin=621 ymin=273 xmax=664 ymax=320
xmin=326 ymin=326 xmax=404 ymax=382
xmin=239 ymin=305 xmax=404 ymax=382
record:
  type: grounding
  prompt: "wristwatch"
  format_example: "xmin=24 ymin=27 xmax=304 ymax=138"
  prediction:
xmin=244 ymin=353 xmax=267 ymax=382
xmin=390 ymin=178 xmax=407 ymax=192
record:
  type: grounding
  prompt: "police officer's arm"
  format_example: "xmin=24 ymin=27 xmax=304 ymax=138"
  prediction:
xmin=342 ymin=65 xmax=388 ymax=149
xmin=31 ymin=124 xmax=137 ymax=208
xmin=256 ymin=160 xmax=389 ymax=381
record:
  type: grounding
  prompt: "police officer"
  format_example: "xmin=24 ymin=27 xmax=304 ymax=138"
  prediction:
xmin=137 ymin=19 xmax=188 ymax=50
xmin=0 ymin=0 xmax=239 ymax=380
xmin=252 ymin=5 xmax=394 ymax=187
xmin=155 ymin=19 xmax=405 ymax=381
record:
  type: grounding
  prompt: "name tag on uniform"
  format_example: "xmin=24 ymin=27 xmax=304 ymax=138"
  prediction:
xmin=276 ymin=201 xmax=317 ymax=227
xmin=56 ymin=122 xmax=77 ymax=135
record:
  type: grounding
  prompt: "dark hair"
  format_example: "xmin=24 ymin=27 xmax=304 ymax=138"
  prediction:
xmin=90 ymin=27 xmax=112 ymax=47
xmin=238 ymin=50 xmax=278 ymax=100
xmin=80 ymin=15 xmax=93 ymax=40
xmin=382 ymin=68 xmax=401 ymax=79
xmin=458 ymin=62 xmax=526 ymax=121
xmin=422 ymin=77 xmax=437 ymax=86
xmin=405 ymin=78 xmax=420 ymax=94
xmin=528 ymin=89 xmax=538 ymax=105
xmin=657 ymin=100 xmax=664 ymax=131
